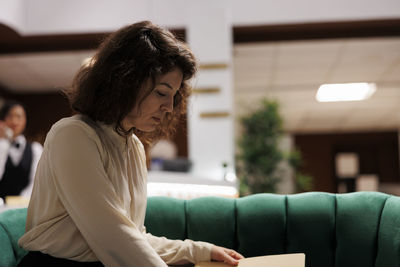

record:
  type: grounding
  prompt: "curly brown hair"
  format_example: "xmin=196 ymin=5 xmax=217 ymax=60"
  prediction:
xmin=65 ymin=21 xmax=196 ymax=144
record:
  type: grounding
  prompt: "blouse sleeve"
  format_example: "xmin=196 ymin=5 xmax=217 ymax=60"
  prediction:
xmin=144 ymin=231 xmax=213 ymax=264
xmin=49 ymin=123 xmax=167 ymax=267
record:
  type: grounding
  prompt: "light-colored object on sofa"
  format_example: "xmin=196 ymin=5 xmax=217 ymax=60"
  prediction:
xmin=196 ymin=253 xmax=305 ymax=267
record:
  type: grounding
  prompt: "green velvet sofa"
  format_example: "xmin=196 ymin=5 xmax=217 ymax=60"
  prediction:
xmin=1 ymin=192 xmax=399 ymax=267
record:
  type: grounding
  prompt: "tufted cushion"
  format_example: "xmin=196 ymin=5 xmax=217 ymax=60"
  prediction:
xmin=335 ymin=192 xmax=389 ymax=267
xmin=236 ymin=193 xmax=286 ymax=257
xmin=375 ymin=195 xmax=400 ymax=267
xmin=186 ymin=196 xmax=236 ymax=249
xmin=145 ymin=196 xmax=186 ymax=240
xmin=0 ymin=208 xmax=28 ymax=266
xmin=286 ymin=192 xmax=336 ymax=267
xmin=0 ymin=223 xmax=16 ymax=267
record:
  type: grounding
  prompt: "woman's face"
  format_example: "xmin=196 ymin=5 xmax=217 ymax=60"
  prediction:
xmin=4 ymin=105 xmax=26 ymax=138
xmin=122 ymin=68 xmax=183 ymax=132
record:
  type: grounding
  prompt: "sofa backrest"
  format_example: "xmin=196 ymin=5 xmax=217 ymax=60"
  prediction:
xmin=0 ymin=208 xmax=28 ymax=267
xmin=1 ymin=192 xmax=399 ymax=267
xmin=145 ymin=192 xmax=400 ymax=267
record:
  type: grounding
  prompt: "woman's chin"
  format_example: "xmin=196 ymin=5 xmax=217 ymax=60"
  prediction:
xmin=136 ymin=125 xmax=157 ymax=133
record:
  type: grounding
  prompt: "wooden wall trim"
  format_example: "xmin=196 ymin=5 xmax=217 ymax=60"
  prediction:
xmin=233 ymin=19 xmax=400 ymax=43
xmin=0 ymin=24 xmax=185 ymax=54
xmin=1 ymin=19 xmax=399 ymax=54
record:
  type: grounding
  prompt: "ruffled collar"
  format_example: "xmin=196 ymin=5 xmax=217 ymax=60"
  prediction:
xmin=98 ymin=122 xmax=128 ymax=152
xmin=75 ymin=114 xmax=142 ymax=152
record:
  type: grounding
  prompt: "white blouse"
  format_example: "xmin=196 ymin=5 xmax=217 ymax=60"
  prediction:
xmin=18 ymin=115 xmax=212 ymax=267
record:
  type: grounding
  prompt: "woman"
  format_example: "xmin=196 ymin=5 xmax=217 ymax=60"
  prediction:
xmin=0 ymin=100 xmax=43 ymax=202
xmin=18 ymin=21 xmax=243 ymax=266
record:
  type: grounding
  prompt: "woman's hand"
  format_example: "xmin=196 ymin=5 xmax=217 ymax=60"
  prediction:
xmin=0 ymin=121 xmax=8 ymax=139
xmin=210 ymin=245 xmax=244 ymax=266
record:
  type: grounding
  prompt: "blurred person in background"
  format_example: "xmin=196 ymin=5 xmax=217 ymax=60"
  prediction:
xmin=0 ymin=100 xmax=43 ymax=202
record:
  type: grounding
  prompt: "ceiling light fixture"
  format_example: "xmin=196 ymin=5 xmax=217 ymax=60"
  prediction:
xmin=316 ymin=83 xmax=377 ymax=102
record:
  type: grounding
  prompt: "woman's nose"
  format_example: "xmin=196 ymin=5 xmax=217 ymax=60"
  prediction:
xmin=162 ymin=97 xmax=174 ymax=112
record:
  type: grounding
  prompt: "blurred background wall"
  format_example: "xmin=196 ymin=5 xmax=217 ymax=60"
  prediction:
xmin=1 ymin=0 xmax=400 ymax=195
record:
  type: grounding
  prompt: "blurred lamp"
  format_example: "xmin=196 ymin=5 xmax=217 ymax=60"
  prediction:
xmin=316 ymin=83 xmax=376 ymax=102
xmin=335 ymin=153 xmax=359 ymax=178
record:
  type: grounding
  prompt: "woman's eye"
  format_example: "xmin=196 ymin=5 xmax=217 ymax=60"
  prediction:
xmin=156 ymin=91 xmax=166 ymax=97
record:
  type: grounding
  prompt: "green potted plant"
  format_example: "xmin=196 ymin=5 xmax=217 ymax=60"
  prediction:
xmin=236 ymin=99 xmax=312 ymax=196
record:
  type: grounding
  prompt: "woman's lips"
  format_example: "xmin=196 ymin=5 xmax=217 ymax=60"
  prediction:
xmin=152 ymin=117 xmax=161 ymax=123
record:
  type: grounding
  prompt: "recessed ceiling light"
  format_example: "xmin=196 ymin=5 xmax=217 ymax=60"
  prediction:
xmin=316 ymin=83 xmax=377 ymax=102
